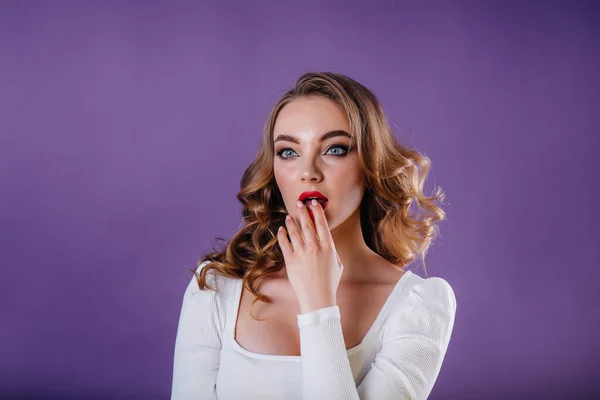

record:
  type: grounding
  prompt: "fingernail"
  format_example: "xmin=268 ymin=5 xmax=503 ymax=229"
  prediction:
xmin=311 ymin=199 xmax=318 ymax=206
xmin=297 ymin=200 xmax=303 ymax=208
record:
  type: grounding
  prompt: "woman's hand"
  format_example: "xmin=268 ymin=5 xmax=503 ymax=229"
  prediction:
xmin=277 ymin=199 xmax=344 ymax=314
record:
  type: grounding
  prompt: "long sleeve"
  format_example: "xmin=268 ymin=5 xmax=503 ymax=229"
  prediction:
xmin=297 ymin=277 xmax=457 ymax=400
xmin=171 ymin=261 xmax=222 ymax=400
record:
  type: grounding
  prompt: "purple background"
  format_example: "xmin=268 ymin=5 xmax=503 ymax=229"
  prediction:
xmin=1 ymin=1 xmax=598 ymax=398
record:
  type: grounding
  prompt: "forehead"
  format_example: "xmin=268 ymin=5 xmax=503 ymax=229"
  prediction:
xmin=273 ymin=96 xmax=350 ymax=135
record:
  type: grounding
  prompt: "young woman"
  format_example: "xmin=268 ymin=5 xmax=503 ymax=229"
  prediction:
xmin=171 ymin=72 xmax=457 ymax=399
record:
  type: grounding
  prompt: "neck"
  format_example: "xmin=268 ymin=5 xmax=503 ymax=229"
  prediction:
xmin=330 ymin=205 xmax=377 ymax=284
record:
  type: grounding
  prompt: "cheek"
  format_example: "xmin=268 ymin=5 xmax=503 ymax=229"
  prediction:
xmin=328 ymin=173 xmax=364 ymax=217
xmin=274 ymin=166 xmax=292 ymax=187
xmin=337 ymin=183 xmax=364 ymax=207
xmin=332 ymin=168 xmax=364 ymax=194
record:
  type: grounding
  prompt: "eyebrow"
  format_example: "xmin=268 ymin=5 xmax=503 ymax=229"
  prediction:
xmin=273 ymin=130 xmax=352 ymax=144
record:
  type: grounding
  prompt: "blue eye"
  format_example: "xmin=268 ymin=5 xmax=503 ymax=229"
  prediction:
xmin=278 ymin=149 xmax=296 ymax=159
xmin=275 ymin=145 xmax=350 ymax=160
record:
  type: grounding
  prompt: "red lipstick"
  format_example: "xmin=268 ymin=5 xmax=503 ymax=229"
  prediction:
xmin=298 ymin=191 xmax=329 ymax=219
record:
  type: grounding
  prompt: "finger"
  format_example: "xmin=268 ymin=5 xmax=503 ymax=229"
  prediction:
xmin=309 ymin=199 xmax=333 ymax=247
xmin=285 ymin=213 xmax=304 ymax=252
xmin=297 ymin=200 xmax=318 ymax=246
xmin=277 ymin=225 xmax=292 ymax=258
xmin=294 ymin=200 xmax=308 ymax=243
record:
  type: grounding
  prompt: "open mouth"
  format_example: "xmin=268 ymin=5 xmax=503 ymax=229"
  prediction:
xmin=302 ymin=198 xmax=328 ymax=208
xmin=298 ymin=191 xmax=329 ymax=210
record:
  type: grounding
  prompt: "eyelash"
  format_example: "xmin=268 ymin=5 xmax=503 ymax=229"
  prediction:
xmin=275 ymin=144 xmax=351 ymax=160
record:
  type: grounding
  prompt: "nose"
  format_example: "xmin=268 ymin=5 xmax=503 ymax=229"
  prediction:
xmin=300 ymin=159 xmax=323 ymax=182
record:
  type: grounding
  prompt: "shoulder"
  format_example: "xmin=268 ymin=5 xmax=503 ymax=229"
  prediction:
xmin=194 ymin=260 xmax=217 ymax=282
xmin=181 ymin=260 xmax=240 ymax=332
xmin=406 ymin=274 xmax=457 ymax=314
xmin=189 ymin=260 xmax=239 ymax=300
xmin=379 ymin=273 xmax=457 ymax=348
xmin=386 ymin=273 xmax=457 ymax=332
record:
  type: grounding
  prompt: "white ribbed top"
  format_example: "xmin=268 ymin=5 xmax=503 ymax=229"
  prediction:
xmin=171 ymin=260 xmax=457 ymax=400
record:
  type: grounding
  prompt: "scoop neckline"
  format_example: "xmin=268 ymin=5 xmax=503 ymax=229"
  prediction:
xmin=230 ymin=269 xmax=413 ymax=361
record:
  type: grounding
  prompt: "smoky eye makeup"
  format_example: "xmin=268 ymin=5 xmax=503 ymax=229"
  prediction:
xmin=275 ymin=144 xmax=352 ymax=160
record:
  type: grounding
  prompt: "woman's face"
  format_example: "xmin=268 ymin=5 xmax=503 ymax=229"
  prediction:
xmin=273 ymin=95 xmax=366 ymax=231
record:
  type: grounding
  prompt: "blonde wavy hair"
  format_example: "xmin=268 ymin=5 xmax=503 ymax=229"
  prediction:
xmin=191 ymin=72 xmax=446 ymax=321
